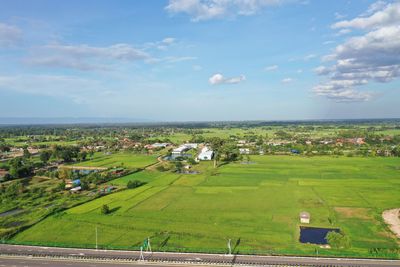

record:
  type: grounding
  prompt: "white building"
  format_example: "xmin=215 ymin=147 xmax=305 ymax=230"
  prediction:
xmin=171 ymin=143 xmax=198 ymax=159
xmin=70 ymin=186 xmax=82 ymax=193
xmin=239 ymin=148 xmax=250 ymax=155
xmin=300 ymin=211 xmax=310 ymax=224
xmin=151 ymin=143 xmax=169 ymax=148
xmin=197 ymin=147 xmax=214 ymax=161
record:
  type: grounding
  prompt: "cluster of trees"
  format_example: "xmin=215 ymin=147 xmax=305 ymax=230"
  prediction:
xmin=0 ymin=180 xmax=25 ymax=197
xmin=326 ymin=231 xmax=351 ymax=249
xmin=7 ymin=157 xmax=34 ymax=180
xmin=39 ymin=145 xmax=91 ymax=164
xmin=127 ymin=180 xmax=145 ymax=189
xmin=208 ymin=137 xmax=241 ymax=167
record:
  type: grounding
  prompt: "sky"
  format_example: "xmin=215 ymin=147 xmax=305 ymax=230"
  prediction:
xmin=0 ymin=0 xmax=399 ymax=122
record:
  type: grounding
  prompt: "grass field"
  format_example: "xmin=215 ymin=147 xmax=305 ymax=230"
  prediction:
xmin=71 ymin=152 xmax=158 ymax=169
xmin=12 ymin=156 xmax=400 ymax=258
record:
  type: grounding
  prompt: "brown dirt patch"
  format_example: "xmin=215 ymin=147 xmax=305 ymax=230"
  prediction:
xmin=383 ymin=208 xmax=400 ymax=239
xmin=334 ymin=207 xmax=372 ymax=220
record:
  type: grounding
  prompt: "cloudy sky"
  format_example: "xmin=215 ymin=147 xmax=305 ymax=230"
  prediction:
xmin=0 ymin=0 xmax=399 ymax=121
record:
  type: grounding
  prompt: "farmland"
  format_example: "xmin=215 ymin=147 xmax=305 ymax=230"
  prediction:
xmin=12 ymin=155 xmax=400 ymax=258
xmin=71 ymin=152 xmax=159 ymax=169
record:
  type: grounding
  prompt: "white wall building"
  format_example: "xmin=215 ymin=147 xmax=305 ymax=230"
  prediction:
xmin=171 ymin=143 xmax=198 ymax=159
xmin=197 ymin=147 xmax=214 ymax=161
xmin=239 ymin=148 xmax=250 ymax=154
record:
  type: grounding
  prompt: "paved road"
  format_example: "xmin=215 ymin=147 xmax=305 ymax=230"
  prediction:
xmin=0 ymin=256 xmax=204 ymax=267
xmin=1 ymin=244 xmax=399 ymax=266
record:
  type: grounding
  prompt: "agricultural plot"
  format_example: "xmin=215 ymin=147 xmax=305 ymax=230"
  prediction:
xmin=72 ymin=152 xmax=158 ymax=169
xmin=13 ymin=156 xmax=400 ymax=258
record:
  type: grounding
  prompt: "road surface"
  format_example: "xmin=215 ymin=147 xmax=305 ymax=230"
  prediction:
xmin=1 ymin=244 xmax=399 ymax=266
xmin=0 ymin=256 xmax=208 ymax=267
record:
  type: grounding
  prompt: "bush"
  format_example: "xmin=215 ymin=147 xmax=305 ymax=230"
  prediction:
xmin=127 ymin=180 xmax=144 ymax=189
xmin=326 ymin=231 xmax=351 ymax=249
xmin=101 ymin=204 xmax=110 ymax=214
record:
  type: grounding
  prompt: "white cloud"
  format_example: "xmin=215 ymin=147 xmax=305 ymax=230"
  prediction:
xmin=281 ymin=77 xmax=293 ymax=83
xmin=164 ymin=56 xmax=197 ymax=63
xmin=193 ymin=65 xmax=203 ymax=71
xmin=304 ymin=54 xmax=317 ymax=61
xmin=334 ymin=12 xmax=347 ymax=20
xmin=209 ymin=73 xmax=246 ymax=85
xmin=332 ymin=2 xmax=399 ymax=29
xmin=44 ymin=43 xmax=149 ymax=61
xmin=264 ymin=65 xmax=278 ymax=71
xmin=24 ymin=40 xmax=194 ymax=71
xmin=313 ymin=1 xmax=400 ymax=102
xmin=335 ymin=28 xmax=352 ymax=36
xmin=323 ymin=40 xmax=335 ymax=45
xmin=165 ymin=0 xmax=293 ymax=21
xmin=162 ymin=37 xmax=175 ymax=45
xmin=363 ymin=0 xmax=388 ymax=16
xmin=24 ymin=56 xmax=109 ymax=71
xmin=24 ymin=43 xmax=150 ymax=71
xmin=0 ymin=23 xmax=22 ymax=47
xmin=0 ymin=74 xmax=102 ymax=103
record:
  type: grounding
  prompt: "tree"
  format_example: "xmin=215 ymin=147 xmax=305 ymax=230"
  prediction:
xmin=220 ymin=142 xmax=239 ymax=162
xmin=40 ymin=150 xmax=52 ymax=163
xmin=89 ymin=149 xmax=95 ymax=159
xmin=58 ymin=168 xmax=72 ymax=180
xmin=209 ymin=137 xmax=224 ymax=168
xmin=174 ymin=161 xmax=183 ymax=172
xmin=23 ymin=147 xmax=31 ymax=158
xmin=127 ymin=180 xmax=144 ymax=189
xmin=101 ymin=204 xmax=110 ymax=214
xmin=57 ymin=180 xmax=66 ymax=191
xmin=9 ymin=157 xmax=33 ymax=179
xmin=80 ymin=181 xmax=89 ymax=190
xmin=78 ymin=151 xmax=87 ymax=161
xmin=326 ymin=231 xmax=351 ymax=249
xmin=0 ymin=143 xmax=11 ymax=153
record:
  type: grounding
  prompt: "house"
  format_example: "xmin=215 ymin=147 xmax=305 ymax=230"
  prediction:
xmin=197 ymin=147 xmax=214 ymax=161
xmin=171 ymin=143 xmax=198 ymax=159
xmin=0 ymin=169 xmax=9 ymax=178
xmin=300 ymin=211 xmax=310 ymax=224
xmin=152 ymin=143 xmax=170 ymax=148
xmin=70 ymin=186 xmax=81 ymax=193
xmin=291 ymin=149 xmax=300 ymax=154
xmin=239 ymin=148 xmax=250 ymax=154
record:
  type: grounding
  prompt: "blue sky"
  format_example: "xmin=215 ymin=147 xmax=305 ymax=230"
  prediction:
xmin=0 ymin=0 xmax=399 ymax=121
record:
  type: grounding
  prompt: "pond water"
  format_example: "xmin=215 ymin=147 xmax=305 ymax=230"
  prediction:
xmin=299 ymin=226 xmax=340 ymax=244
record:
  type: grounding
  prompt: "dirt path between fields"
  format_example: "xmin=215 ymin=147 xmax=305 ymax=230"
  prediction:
xmin=383 ymin=208 xmax=400 ymax=239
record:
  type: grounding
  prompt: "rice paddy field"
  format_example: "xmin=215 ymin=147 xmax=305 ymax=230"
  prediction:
xmin=12 ymin=156 xmax=400 ymax=258
xmin=71 ymin=152 xmax=159 ymax=169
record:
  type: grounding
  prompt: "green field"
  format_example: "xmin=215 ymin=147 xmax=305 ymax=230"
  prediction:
xmin=13 ymin=156 xmax=400 ymax=258
xmin=71 ymin=152 xmax=158 ymax=169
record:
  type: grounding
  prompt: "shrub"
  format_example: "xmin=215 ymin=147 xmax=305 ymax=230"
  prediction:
xmin=127 ymin=180 xmax=144 ymax=189
xmin=326 ymin=231 xmax=351 ymax=249
xmin=101 ymin=204 xmax=110 ymax=215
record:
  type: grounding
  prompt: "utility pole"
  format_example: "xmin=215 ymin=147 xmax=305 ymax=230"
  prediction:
xmin=147 ymin=237 xmax=152 ymax=252
xmin=139 ymin=246 xmax=144 ymax=261
xmin=95 ymin=226 xmax=98 ymax=250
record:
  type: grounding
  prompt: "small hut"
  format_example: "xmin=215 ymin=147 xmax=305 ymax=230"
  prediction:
xmin=300 ymin=211 xmax=310 ymax=224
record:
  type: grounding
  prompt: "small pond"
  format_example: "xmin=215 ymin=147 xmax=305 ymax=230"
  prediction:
xmin=299 ymin=226 xmax=340 ymax=245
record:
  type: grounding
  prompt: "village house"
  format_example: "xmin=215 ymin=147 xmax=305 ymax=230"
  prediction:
xmin=171 ymin=143 xmax=198 ymax=159
xmin=300 ymin=211 xmax=310 ymax=224
xmin=197 ymin=147 xmax=214 ymax=160
xmin=239 ymin=148 xmax=250 ymax=154
xmin=0 ymin=169 xmax=9 ymax=178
